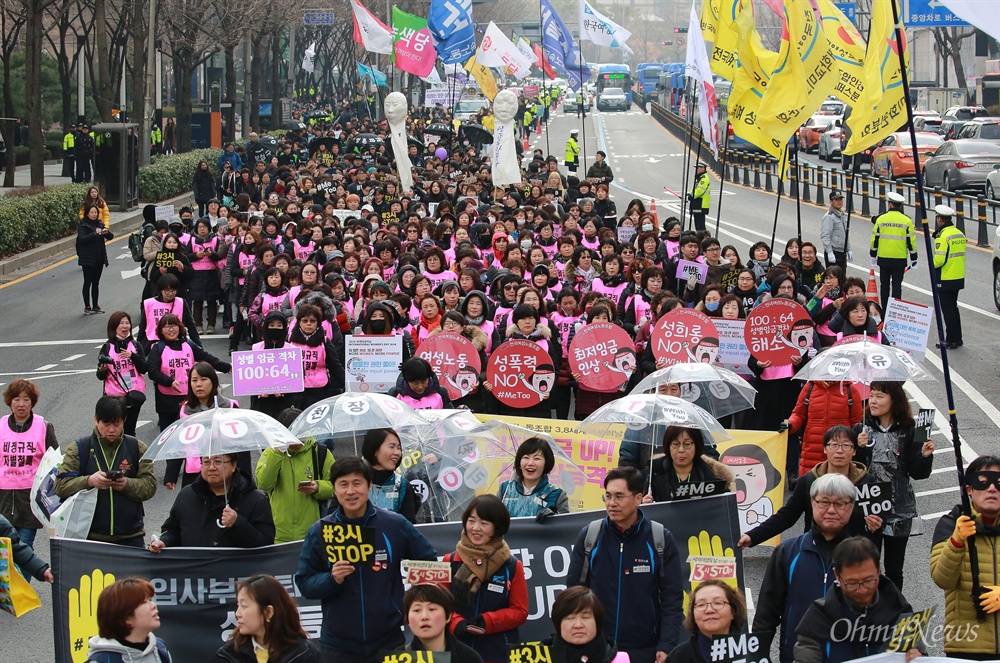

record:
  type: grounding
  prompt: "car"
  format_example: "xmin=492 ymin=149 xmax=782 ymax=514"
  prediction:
xmin=816 ymin=100 xmax=847 ymax=116
xmin=988 ymin=163 xmax=1000 ymax=200
xmin=994 ymin=222 xmax=1000 ymax=310
xmin=871 ymin=131 xmax=944 ymax=180
xmin=913 ymin=116 xmax=944 ymax=134
xmin=563 ymin=97 xmax=579 ymax=113
xmin=818 ymin=124 xmax=843 ymax=162
xmin=453 ymin=98 xmax=490 ymax=122
xmin=940 ymin=105 xmax=991 ymax=139
xmin=922 ymin=139 xmax=1000 ymax=192
xmin=799 ymin=115 xmax=840 ymax=153
xmin=956 ymin=118 xmax=1000 ymax=140
xmin=597 ymin=87 xmax=629 ymax=112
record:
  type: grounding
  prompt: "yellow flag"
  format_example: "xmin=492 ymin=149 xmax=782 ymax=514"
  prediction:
xmin=465 ymin=54 xmax=498 ymax=102
xmin=756 ymin=0 xmax=840 ymax=148
xmin=727 ymin=2 xmax=785 ymax=159
xmin=709 ymin=0 xmax=740 ymax=80
xmin=844 ymin=0 xmax=909 ymax=155
xmin=701 ymin=0 xmax=722 ymax=43
xmin=816 ymin=0 xmax=865 ymax=106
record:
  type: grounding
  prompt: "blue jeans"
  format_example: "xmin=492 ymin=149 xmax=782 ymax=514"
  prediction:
xmin=16 ymin=527 xmax=37 ymax=550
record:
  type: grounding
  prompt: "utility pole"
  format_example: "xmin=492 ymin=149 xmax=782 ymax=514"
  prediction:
xmin=141 ymin=0 xmax=156 ymax=165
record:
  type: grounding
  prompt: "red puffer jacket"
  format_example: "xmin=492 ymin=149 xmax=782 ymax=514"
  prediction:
xmin=789 ymin=381 xmax=864 ymax=475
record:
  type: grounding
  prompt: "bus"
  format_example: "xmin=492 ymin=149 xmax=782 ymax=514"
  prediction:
xmin=635 ymin=63 xmax=664 ymax=104
xmin=596 ymin=64 xmax=632 ymax=104
xmin=656 ymin=63 xmax=685 ymax=112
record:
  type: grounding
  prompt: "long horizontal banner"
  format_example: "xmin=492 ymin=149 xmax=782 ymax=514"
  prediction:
xmin=52 ymin=496 xmax=742 ymax=662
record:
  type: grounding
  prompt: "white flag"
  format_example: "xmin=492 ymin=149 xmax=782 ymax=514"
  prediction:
xmin=684 ymin=0 xmax=718 ymax=158
xmin=302 ymin=43 xmax=316 ymax=73
xmin=937 ymin=0 xmax=999 ymax=40
xmin=351 ymin=0 xmax=393 ymax=55
xmin=578 ymin=0 xmax=632 ymax=50
xmin=477 ymin=22 xmax=534 ymax=79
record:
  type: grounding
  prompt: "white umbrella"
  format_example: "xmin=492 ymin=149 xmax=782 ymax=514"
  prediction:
xmin=631 ymin=362 xmax=757 ymax=418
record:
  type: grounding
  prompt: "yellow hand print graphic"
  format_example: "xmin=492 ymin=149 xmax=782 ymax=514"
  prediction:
xmin=68 ymin=569 xmax=116 ymax=663
xmin=682 ymin=530 xmax=738 ymax=616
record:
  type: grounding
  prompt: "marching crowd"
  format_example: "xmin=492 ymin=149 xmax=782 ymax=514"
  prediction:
xmin=0 ymin=93 xmax=989 ymax=663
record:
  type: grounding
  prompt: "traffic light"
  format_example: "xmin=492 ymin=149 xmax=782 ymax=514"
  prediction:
xmin=674 ymin=27 xmax=688 ymax=33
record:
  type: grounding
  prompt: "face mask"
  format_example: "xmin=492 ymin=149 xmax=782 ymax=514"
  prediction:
xmin=487 ymin=215 xmax=496 ymax=223
xmin=265 ymin=327 xmax=285 ymax=341
xmin=520 ymin=240 xmax=532 ymax=250
xmin=871 ymin=315 xmax=881 ymax=326
xmin=370 ymin=319 xmax=387 ymax=334
xmin=516 ymin=218 xmax=525 ymax=226
xmin=417 ymin=210 xmax=427 ymax=218
xmin=705 ymin=301 xmax=720 ymax=312
xmin=642 ymin=223 xmax=654 ymax=232
xmin=422 ymin=233 xmax=431 ymax=240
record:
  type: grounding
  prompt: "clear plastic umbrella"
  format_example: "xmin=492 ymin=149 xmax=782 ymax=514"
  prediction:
xmin=576 ymin=394 xmax=733 ymax=445
xmin=631 ymin=362 xmax=757 ymax=418
xmin=288 ymin=393 xmax=427 ymax=457
xmin=793 ymin=339 xmax=933 ymax=385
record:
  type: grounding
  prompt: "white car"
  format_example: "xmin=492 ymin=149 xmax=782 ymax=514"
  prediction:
xmin=986 ymin=163 xmax=1000 ymax=201
xmin=993 ymin=223 xmax=1000 ymax=310
xmin=597 ymin=87 xmax=629 ymax=111
xmin=817 ymin=123 xmax=843 ymax=162
xmin=453 ymin=98 xmax=490 ymax=122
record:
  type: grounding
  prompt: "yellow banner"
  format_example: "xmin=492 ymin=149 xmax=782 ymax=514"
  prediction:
xmin=464 ymin=54 xmax=499 ymax=102
xmin=844 ymin=0 xmax=909 ymax=154
xmin=727 ymin=4 xmax=785 ymax=159
xmin=701 ymin=0 xmax=722 ymax=43
xmin=817 ymin=0 xmax=866 ymax=107
xmin=709 ymin=0 xmax=741 ymax=80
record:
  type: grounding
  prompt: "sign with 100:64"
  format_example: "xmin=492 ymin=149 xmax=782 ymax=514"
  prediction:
xmin=231 ymin=347 xmax=304 ymax=396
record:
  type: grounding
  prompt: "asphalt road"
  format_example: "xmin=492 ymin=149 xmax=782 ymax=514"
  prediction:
xmin=2 ymin=107 xmax=997 ymax=660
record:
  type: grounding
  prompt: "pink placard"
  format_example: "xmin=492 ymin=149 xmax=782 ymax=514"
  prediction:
xmin=569 ymin=322 xmax=637 ymax=392
xmin=232 ymin=347 xmax=304 ymax=396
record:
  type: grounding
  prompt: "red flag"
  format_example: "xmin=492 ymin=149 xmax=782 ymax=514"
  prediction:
xmin=533 ymin=42 xmax=558 ymax=80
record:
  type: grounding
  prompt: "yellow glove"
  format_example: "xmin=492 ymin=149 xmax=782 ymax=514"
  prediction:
xmin=952 ymin=515 xmax=977 ymax=545
xmin=980 ymin=586 xmax=1000 ymax=615
xmin=68 ymin=569 xmax=116 ymax=663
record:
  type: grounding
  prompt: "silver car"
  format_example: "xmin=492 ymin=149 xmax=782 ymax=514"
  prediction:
xmin=922 ymin=139 xmax=1000 ymax=192
xmin=597 ymin=87 xmax=629 ymax=112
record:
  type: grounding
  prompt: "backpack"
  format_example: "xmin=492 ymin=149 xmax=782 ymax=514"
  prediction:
xmin=128 ymin=230 xmax=145 ymax=263
xmin=578 ymin=517 xmax=666 ymax=584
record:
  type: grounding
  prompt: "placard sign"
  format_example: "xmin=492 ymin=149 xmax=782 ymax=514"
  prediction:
xmin=231 ymin=347 xmax=304 ymax=396
xmin=617 ymin=225 xmax=637 ymax=244
xmin=416 ymin=332 xmax=482 ymax=401
xmin=855 ymin=481 xmax=894 ymax=518
xmin=720 ymin=269 xmax=740 ymax=289
xmin=743 ymin=298 xmax=812 ymax=365
xmin=508 ymin=643 xmax=555 ymax=663
xmin=676 ymin=259 xmax=708 ymax=285
xmin=322 ymin=523 xmax=376 ymax=564
xmin=687 ymin=555 xmax=738 ymax=583
xmin=345 ymin=335 xmax=403 ymax=393
xmin=154 ymin=205 xmax=175 ymax=221
xmin=569 ymin=322 xmax=636 ymax=392
xmin=651 ymin=309 xmax=720 ymax=367
xmin=486 ymin=339 xmax=554 ymax=408
xmin=713 ymin=319 xmax=752 ymax=378
xmin=384 ymin=651 xmax=450 ymax=663
xmin=883 ymin=606 xmax=935 ymax=653
xmin=709 ymin=632 xmax=768 ymax=663
xmin=673 ymin=480 xmax=728 ymax=501
xmin=882 ymin=297 xmax=932 ymax=361
xmin=154 ymin=251 xmax=175 ymax=268
xmin=403 ymin=560 xmax=452 ymax=585
xmin=913 ymin=408 xmax=934 ymax=443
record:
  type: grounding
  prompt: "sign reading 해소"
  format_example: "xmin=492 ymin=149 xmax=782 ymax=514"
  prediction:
xmin=486 ymin=339 xmax=554 ymax=408
xmin=569 ymin=322 xmax=636 ymax=392
xmin=651 ymin=309 xmax=720 ymax=367
xmin=743 ymin=298 xmax=812 ymax=365
xmin=416 ymin=332 xmax=482 ymax=401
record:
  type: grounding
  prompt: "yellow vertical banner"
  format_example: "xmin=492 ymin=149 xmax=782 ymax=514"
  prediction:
xmin=464 ymin=54 xmax=499 ymax=101
xmin=816 ymin=0 xmax=866 ymax=107
xmin=727 ymin=3 xmax=784 ymax=159
xmin=701 ymin=0 xmax=722 ymax=43
xmin=709 ymin=0 xmax=741 ymax=80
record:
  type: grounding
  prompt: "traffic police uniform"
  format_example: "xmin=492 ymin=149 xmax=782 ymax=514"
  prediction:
xmin=869 ymin=191 xmax=917 ymax=312
xmin=565 ymin=130 xmax=580 ymax=173
xmin=689 ymin=161 xmax=711 ymax=232
xmin=932 ymin=204 xmax=966 ymax=348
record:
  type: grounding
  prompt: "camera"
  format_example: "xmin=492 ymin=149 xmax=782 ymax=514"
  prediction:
xmin=98 ymin=354 xmax=115 ymax=365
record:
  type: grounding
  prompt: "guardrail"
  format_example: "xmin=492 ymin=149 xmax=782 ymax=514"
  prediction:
xmin=649 ymin=102 xmax=997 ymax=248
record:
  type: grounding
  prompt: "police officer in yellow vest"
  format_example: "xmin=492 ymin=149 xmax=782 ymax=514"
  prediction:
xmin=150 ymin=124 xmax=163 ymax=154
xmin=870 ymin=191 xmax=917 ymax=311
xmin=576 ymin=91 xmax=584 ymax=118
xmin=565 ymin=129 xmax=580 ymax=173
xmin=932 ymin=204 xmax=966 ymax=349
xmin=688 ymin=161 xmax=710 ymax=231
xmin=62 ymin=126 xmax=75 ymax=178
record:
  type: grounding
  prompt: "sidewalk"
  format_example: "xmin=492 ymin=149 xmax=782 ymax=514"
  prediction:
xmin=0 ymin=161 xmax=73 ymax=196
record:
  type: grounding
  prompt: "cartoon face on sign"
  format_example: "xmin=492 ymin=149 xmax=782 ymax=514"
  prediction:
xmin=445 ymin=366 xmax=479 ymax=398
xmin=416 ymin=332 xmax=483 ymax=402
xmin=687 ymin=336 xmax=720 ymax=365
xmin=570 ymin=322 xmax=637 ymax=393
xmin=606 ymin=347 xmax=637 ymax=376
xmin=744 ymin=298 xmax=813 ymax=365
xmin=788 ymin=321 xmax=815 ymax=354
xmin=720 ymin=444 xmax=782 ymax=533
xmin=521 ymin=364 xmax=556 ymax=399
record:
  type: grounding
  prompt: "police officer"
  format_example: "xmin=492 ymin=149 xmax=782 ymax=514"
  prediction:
xmin=565 ymin=129 xmax=580 ymax=173
xmin=74 ymin=123 xmax=95 ymax=184
xmin=150 ymin=123 xmax=163 ymax=155
xmin=869 ymin=191 xmax=917 ymax=312
xmin=62 ymin=125 xmax=75 ymax=178
xmin=932 ymin=204 xmax=966 ymax=349
xmin=688 ymin=161 xmax=710 ymax=232
xmin=576 ymin=90 xmax=585 ymax=118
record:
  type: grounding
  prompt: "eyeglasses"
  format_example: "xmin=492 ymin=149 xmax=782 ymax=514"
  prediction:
xmin=838 ymin=577 xmax=879 ymax=591
xmin=825 ymin=443 xmax=855 ymax=451
xmin=503 ymin=284 xmax=518 ymax=291
xmin=693 ymin=600 xmax=730 ymax=612
xmin=813 ymin=498 xmax=854 ymax=511
xmin=602 ymin=492 xmax=639 ymax=503
xmin=705 ymin=247 xmax=721 ymax=252
xmin=669 ymin=441 xmax=695 ymax=451
xmin=161 ymin=323 xmax=179 ymax=329
xmin=201 ymin=458 xmax=234 ymax=468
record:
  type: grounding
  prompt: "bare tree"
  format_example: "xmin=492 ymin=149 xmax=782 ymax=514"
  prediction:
xmin=1 ymin=4 xmax=25 ymax=187
xmin=19 ymin=0 xmax=59 ymax=186
xmin=933 ymin=27 xmax=976 ymax=99
xmin=43 ymin=0 xmax=91 ymax=134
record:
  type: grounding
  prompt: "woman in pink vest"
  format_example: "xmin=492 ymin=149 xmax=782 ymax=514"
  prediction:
xmin=186 ymin=218 xmax=223 ymax=335
xmin=459 ymin=291 xmax=494 ymax=356
xmin=388 ymin=358 xmax=453 ymax=410
xmin=1 ymin=380 xmax=58 ymax=549
xmin=288 ymin=303 xmax=345 ymax=409
xmin=97 ymin=311 xmax=148 ymax=436
xmin=146 ymin=313 xmax=231 ymax=437
xmin=411 ymin=294 xmax=443 ymax=348
xmin=137 ymin=274 xmax=201 ymax=353
xmin=591 ymin=254 xmax=628 ymax=309
xmin=249 ymin=267 xmax=289 ymax=333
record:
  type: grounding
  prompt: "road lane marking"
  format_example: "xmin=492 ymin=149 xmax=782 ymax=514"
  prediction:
xmin=34 ymin=364 xmax=57 ymax=371
xmin=61 ymin=354 xmax=86 ymax=362
xmin=923 ymin=351 xmax=1000 ymax=424
xmin=916 ymin=486 xmax=960 ymax=497
xmin=0 ymin=338 xmax=109 ymax=348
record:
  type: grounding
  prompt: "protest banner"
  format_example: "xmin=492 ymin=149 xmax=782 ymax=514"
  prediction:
xmin=322 ymin=523 xmax=376 ymax=563
xmin=855 ymin=481 xmax=894 ymax=519
xmin=386 ymin=651 xmax=450 ymax=663
xmin=509 ymin=643 xmax=555 ymax=663
xmin=569 ymin=322 xmax=636 ymax=392
xmin=716 ymin=431 xmax=787 ymax=541
xmin=154 ymin=205 xmax=175 ymax=221
xmin=743 ymin=298 xmax=812 ymax=365
xmin=52 ymin=496 xmax=743 ymax=662
xmin=713 ymin=319 xmax=752 ymax=378
xmin=154 ymin=251 xmax=175 ymax=269
xmin=884 ymin=606 xmax=935 ymax=653
xmin=709 ymin=632 xmax=768 ymax=663
xmin=403 ymin=560 xmax=452 ymax=585
xmin=617 ymin=225 xmax=637 ymax=244
xmin=486 ymin=340 xmax=555 ymax=407
xmin=673 ymin=481 xmax=728 ymax=500
xmin=231 ymin=347 xmax=304 ymax=396
xmin=719 ymin=269 xmax=740 ymax=289
xmin=651 ymin=309 xmax=719 ymax=367
xmin=345 ymin=335 xmax=403 ymax=393
xmin=675 ymin=259 xmax=708 ymax=285
xmin=415 ymin=332 xmax=482 ymax=401
xmin=882 ymin=297 xmax=932 ymax=361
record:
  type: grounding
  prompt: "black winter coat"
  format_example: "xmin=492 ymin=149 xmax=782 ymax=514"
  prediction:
xmin=216 ymin=636 xmax=324 ymax=663
xmin=76 ymin=218 xmax=113 ymax=267
xmin=193 ymin=169 xmax=216 ymax=204
xmin=159 ymin=470 xmax=274 ymax=548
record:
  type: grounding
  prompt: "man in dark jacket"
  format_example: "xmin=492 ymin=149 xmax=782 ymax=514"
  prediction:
xmin=566 ymin=467 xmax=684 ymax=663
xmin=148 ymin=454 xmax=274 ymax=550
xmin=74 ymin=123 xmax=95 ymax=183
xmin=794 ymin=537 xmax=923 ymax=662
xmin=295 ymin=457 xmax=437 ymax=663
xmin=0 ymin=514 xmax=53 ymax=582
xmin=753 ymin=473 xmax=855 ymax=663
xmin=586 ymin=151 xmax=614 ymax=184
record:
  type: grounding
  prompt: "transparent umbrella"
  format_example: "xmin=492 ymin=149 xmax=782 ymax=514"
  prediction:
xmin=577 ymin=394 xmax=733 ymax=445
xmin=794 ymin=338 xmax=933 ymax=385
xmin=631 ymin=362 xmax=757 ymax=418
xmin=288 ymin=393 xmax=426 ymax=457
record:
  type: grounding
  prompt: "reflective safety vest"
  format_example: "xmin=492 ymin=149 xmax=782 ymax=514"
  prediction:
xmin=150 ymin=127 xmax=162 ymax=146
xmin=63 ymin=132 xmax=75 ymax=151
xmin=870 ymin=209 xmax=917 ymax=260
xmin=933 ymin=223 xmax=966 ymax=288
xmin=691 ymin=173 xmax=711 ymax=212
xmin=565 ymin=137 xmax=580 ymax=164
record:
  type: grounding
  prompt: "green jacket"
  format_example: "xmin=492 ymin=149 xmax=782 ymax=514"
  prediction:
xmin=255 ymin=440 xmax=335 ymax=543
xmin=933 ymin=223 xmax=966 ymax=289
xmin=691 ymin=172 xmax=711 ymax=211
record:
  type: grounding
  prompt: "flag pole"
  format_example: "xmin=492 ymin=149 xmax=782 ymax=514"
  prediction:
xmin=793 ymin=135 xmax=803 ymax=244
xmin=537 ymin=2 xmax=552 ymax=158
xmin=842 ymin=156 xmax=859 ymax=272
xmin=579 ymin=56 xmax=588 ymax=174
xmin=715 ymin=125 xmax=728 ymax=238
xmin=769 ymin=170 xmax=783 ymax=259
xmin=679 ymin=81 xmax=695 ymax=229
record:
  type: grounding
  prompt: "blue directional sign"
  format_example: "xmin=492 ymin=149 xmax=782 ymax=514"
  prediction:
xmin=903 ymin=0 xmax=969 ymax=27
xmin=303 ymin=11 xmax=335 ymax=25
xmin=834 ymin=2 xmax=857 ymax=23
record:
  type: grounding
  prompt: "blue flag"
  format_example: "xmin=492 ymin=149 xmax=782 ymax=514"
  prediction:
xmin=357 ymin=61 xmax=387 ymax=87
xmin=540 ymin=0 xmax=588 ymax=91
xmin=428 ymin=0 xmax=476 ymax=64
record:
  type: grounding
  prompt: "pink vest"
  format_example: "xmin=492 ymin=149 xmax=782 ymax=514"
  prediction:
xmin=144 ymin=297 xmax=184 ymax=340
xmin=479 ymin=320 xmax=495 ymax=354
xmin=592 ymin=280 xmax=628 ymax=307
xmin=0 ymin=414 xmax=46 ymax=489
xmin=627 ymin=294 xmax=652 ymax=325
xmin=817 ymin=298 xmax=836 ymax=336
xmin=761 ymin=363 xmax=795 ymax=380
xmin=287 ymin=285 xmax=302 ymax=306
xmin=539 ymin=242 xmax=558 ymax=258
xmin=157 ymin=342 xmax=195 ymax=396
xmin=581 ymin=236 xmax=600 ymax=250
xmin=238 ymin=251 xmax=255 ymax=285
xmin=261 ymin=292 xmax=285 ymax=316
xmin=293 ymin=240 xmax=315 ymax=262
xmin=493 ymin=305 xmax=513 ymax=326
xmin=104 ymin=340 xmax=147 ymax=396
xmin=190 ymin=236 xmax=219 ymax=271
xmin=293 ymin=342 xmax=328 ymax=388
xmin=396 ymin=391 xmax=444 ymax=410
xmin=424 ymin=271 xmax=452 ymax=289
xmin=837 ymin=331 xmax=882 ymax=342
xmin=551 ymin=311 xmax=582 ymax=355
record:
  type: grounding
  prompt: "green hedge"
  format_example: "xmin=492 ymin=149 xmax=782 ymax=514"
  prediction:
xmin=13 ymin=146 xmax=54 ymax=166
xmin=138 ymin=148 xmax=218 ymax=202
xmin=0 ymin=183 xmax=88 ymax=257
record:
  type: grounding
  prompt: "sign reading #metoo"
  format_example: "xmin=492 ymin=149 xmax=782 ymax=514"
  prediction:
xmin=569 ymin=322 xmax=637 ymax=392
xmin=416 ymin=332 xmax=482 ymax=401
xmin=743 ymin=298 xmax=812 ymax=365
xmin=486 ymin=340 xmax=554 ymax=408
xmin=651 ymin=309 xmax=720 ymax=367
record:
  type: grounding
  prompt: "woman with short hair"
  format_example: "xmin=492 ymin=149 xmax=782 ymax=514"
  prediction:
xmin=87 ymin=577 xmax=172 ymax=662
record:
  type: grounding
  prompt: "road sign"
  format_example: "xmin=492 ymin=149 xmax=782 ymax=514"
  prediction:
xmin=303 ymin=11 xmax=334 ymax=25
xmin=834 ymin=2 xmax=857 ymax=23
xmin=903 ymin=0 xmax=969 ymax=27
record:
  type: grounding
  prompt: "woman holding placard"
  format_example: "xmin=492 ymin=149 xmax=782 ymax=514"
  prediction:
xmin=444 ymin=495 xmax=529 ymax=663
xmin=485 ymin=304 xmax=561 ymax=419
xmin=644 ymin=427 xmax=734 ymax=503
xmin=667 ymin=580 xmax=748 ymax=663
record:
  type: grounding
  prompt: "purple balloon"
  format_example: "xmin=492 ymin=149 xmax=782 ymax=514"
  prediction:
xmin=434 ymin=147 xmax=448 ymax=160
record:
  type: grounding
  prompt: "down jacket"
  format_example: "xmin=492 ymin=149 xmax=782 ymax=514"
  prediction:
xmin=930 ymin=505 xmax=1000 ymax=658
xmin=788 ymin=381 xmax=864 ymax=476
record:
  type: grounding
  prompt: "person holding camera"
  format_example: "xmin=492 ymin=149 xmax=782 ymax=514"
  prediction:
xmin=76 ymin=202 xmax=113 ymax=315
xmin=97 ymin=312 xmax=148 ymax=437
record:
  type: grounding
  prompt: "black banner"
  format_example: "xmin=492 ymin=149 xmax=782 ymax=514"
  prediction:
xmin=52 ymin=495 xmax=742 ymax=663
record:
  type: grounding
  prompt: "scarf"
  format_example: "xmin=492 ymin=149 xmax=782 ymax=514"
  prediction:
xmin=452 ymin=532 xmax=511 ymax=607
xmin=290 ymin=325 xmax=325 ymax=347
xmin=554 ymin=631 xmax=611 ymax=663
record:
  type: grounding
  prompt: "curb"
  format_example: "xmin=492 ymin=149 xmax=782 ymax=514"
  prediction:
xmin=0 ymin=192 xmax=192 ymax=277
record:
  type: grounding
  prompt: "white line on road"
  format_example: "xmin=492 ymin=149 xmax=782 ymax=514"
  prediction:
xmin=0 ymin=338 xmax=106 ymax=348
xmin=34 ymin=364 xmax=57 ymax=371
xmin=906 ymin=380 xmax=979 ymax=464
xmin=0 ymin=369 xmax=94 ymax=381
xmin=921 ymin=510 xmax=950 ymax=521
xmin=61 ymin=354 xmax=86 ymax=362
xmin=121 ymin=267 xmax=142 ymax=279
xmin=916 ymin=486 xmax=960 ymax=497
xmin=923 ymin=351 xmax=1000 ymax=425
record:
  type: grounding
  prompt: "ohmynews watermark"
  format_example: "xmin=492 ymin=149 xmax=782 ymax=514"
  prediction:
xmin=830 ymin=615 xmax=980 ymax=649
